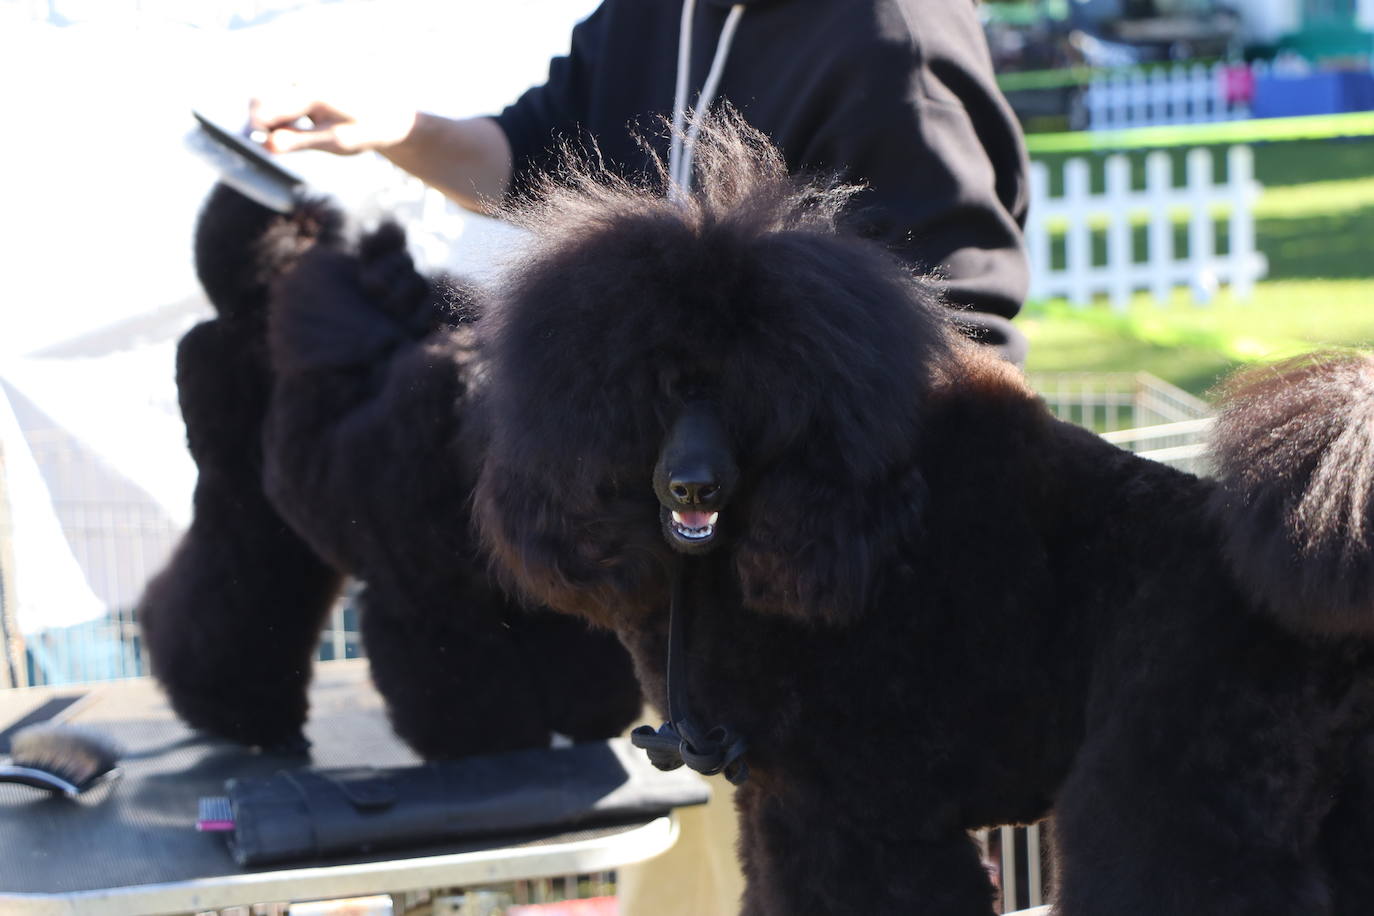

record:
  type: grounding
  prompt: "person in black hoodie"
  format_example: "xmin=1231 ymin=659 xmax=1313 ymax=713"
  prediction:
xmin=251 ymin=0 xmax=1031 ymax=360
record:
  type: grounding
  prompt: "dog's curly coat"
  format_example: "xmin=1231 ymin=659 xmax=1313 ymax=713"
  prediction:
xmin=138 ymin=191 xmax=346 ymax=749
xmin=471 ymin=117 xmax=1374 ymax=914
xmin=139 ymin=185 xmax=641 ymax=758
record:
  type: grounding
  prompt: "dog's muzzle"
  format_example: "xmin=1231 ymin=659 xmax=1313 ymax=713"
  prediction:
xmin=654 ymin=401 xmax=737 ymax=554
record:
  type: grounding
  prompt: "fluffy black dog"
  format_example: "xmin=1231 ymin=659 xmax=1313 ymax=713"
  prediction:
xmin=139 ymin=188 xmax=345 ymax=750
xmin=470 ymin=118 xmax=1374 ymax=914
xmin=140 ymin=184 xmax=640 ymax=758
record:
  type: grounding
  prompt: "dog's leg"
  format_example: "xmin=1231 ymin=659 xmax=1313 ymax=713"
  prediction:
xmin=264 ymin=222 xmax=641 ymax=758
xmin=1052 ymin=685 xmax=1343 ymax=915
xmin=263 ymin=358 xmax=565 ymax=759
xmin=733 ymin=781 xmax=996 ymax=915
xmin=1320 ymin=734 xmax=1374 ymax=916
xmin=1054 ymin=782 xmax=1332 ymax=915
xmin=357 ymin=580 xmax=554 ymax=759
xmin=139 ymin=319 xmax=344 ymax=750
xmin=138 ymin=186 xmax=350 ymax=749
xmin=262 ymin=263 xmax=560 ymax=759
xmin=507 ymin=610 xmax=642 ymax=742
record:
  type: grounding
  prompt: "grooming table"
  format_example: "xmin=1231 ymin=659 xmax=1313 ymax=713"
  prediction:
xmin=0 ymin=660 xmax=683 ymax=916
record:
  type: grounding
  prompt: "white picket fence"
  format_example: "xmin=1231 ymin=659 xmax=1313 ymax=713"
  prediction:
xmin=1085 ymin=62 xmax=1255 ymax=131
xmin=1027 ymin=145 xmax=1267 ymax=310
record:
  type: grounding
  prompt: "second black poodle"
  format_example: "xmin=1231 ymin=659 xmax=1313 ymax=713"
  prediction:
xmin=261 ymin=210 xmax=642 ymax=756
xmin=140 ymin=185 xmax=641 ymax=758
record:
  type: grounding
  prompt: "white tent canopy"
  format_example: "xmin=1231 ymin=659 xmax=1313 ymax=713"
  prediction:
xmin=0 ymin=387 xmax=107 ymax=636
xmin=0 ymin=303 xmax=202 ymax=684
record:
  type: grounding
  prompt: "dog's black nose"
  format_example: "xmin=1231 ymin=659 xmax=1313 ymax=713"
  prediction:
xmin=654 ymin=400 xmax=737 ymax=516
xmin=668 ymin=473 xmax=721 ymax=507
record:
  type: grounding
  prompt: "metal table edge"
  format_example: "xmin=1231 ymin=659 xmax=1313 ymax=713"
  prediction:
xmin=0 ymin=814 xmax=679 ymax=916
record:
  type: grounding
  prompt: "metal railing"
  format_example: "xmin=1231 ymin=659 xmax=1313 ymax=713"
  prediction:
xmin=977 ymin=823 xmax=1049 ymax=914
xmin=1030 ymin=370 xmax=1213 ymax=432
xmin=1101 ymin=416 xmax=1215 ymax=475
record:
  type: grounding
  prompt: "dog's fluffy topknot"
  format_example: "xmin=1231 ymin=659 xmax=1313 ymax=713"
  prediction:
xmin=499 ymin=107 xmax=862 ymax=264
xmin=1209 ymin=350 xmax=1374 ymax=634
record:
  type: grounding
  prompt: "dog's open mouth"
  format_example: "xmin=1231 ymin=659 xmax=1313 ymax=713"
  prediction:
xmin=670 ymin=510 xmax=719 ymax=542
xmin=657 ymin=497 xmax=727 ymax=554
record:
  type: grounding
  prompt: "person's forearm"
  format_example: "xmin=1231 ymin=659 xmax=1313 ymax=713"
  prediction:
xmin=381 ymin=114 xmax=514 ymax=215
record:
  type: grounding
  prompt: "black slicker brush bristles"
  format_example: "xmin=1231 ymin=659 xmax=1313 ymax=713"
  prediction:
xmin=0 ymin=724 xmax=122 ymax=797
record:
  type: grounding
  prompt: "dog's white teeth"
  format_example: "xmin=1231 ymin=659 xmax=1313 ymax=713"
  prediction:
xmin=671 ymin=510 xmax=718 ymax=539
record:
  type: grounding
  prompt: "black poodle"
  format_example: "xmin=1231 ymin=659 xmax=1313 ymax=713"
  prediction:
xmin=470 ymin=116 xmax=1374 ymax=914
xmin=139 ymin=184 xmax=641 ymax=758
xmin=138 ymin=187 xmax=345 ymax=751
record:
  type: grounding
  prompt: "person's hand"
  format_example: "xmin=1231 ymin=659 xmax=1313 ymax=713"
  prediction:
xmin=248 ymin=90 xmax=418 ymax=156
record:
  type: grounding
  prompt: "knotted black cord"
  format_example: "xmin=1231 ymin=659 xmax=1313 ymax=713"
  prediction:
xmin=630 ymin=566 xmax=749 ymax=785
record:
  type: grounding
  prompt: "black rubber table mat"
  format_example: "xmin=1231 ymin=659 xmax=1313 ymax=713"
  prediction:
xmin=0 ymin=661 xmax=673 ymax=894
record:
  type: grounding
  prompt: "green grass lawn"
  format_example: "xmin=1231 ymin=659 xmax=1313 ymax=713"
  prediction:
xmin=1023 ymin=136 xmax=1374 ymax=397
xmin=1022 ymin=280 xmax=1374 ymax=395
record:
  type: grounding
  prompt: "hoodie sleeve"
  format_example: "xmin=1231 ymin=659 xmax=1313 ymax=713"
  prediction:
xmin=790 ymin=0 xmax=1030 ymax=319
xmin=492 ymin=3 xmax=607 ymax=196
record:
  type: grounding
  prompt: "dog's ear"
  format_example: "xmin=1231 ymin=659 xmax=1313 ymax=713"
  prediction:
xmin=473 ymin=460 xmax=671 ymax=628
xmin=733 ymin=453 xmax=926 ymax=626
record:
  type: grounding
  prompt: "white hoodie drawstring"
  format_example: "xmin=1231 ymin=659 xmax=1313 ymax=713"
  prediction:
xmin=669 ymin=0 xmax=746 ymax=202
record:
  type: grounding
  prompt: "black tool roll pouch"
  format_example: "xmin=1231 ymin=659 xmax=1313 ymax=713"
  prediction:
xmin=224 ymin=739 xmax=710 ymax=866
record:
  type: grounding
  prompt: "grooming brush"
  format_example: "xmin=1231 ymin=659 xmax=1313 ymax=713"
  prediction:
xmin=0 ymin=724 xmax=123 ymax=798
xmin=185 ymin=109 xmax=306 ymax=214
